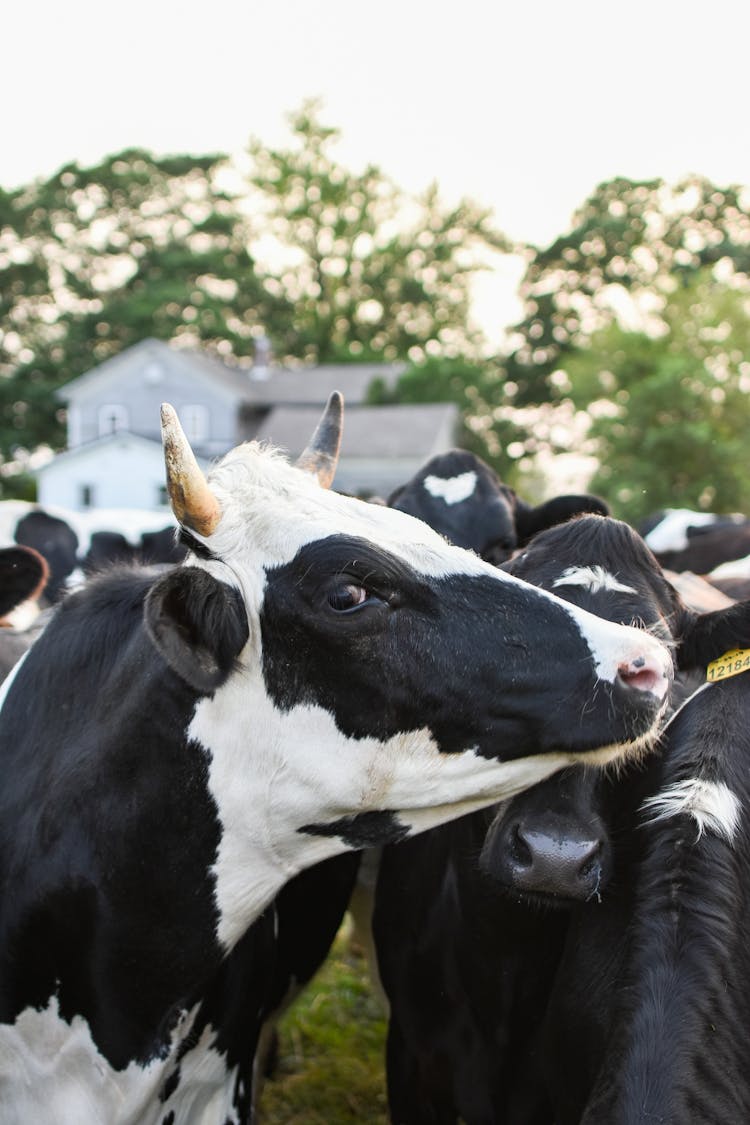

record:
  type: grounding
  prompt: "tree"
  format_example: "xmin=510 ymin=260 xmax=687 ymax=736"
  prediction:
xmin=0 ymin=149 xmax=294 ymax=459
xmin=558 ymin=267 xmax=750 ymax=523
xmin=0 ymin=107 xmax=511 ymax=472
xmin=504 ymin=175 xmax=750 ymax=406
xmin=248 ymin=100 xmax=510 ymax=363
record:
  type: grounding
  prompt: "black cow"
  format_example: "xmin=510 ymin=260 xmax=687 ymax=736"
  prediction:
xmin=0 ymin=398 xmax=672 ymax=1123
xmin=0 ymin=505 xmax=80 ymax=602
xmin=388 ymin=448 xmax=609 ymax=564
xmin=542 ymin=673 xmax=750 ymax=1124
xmin=80 ymin=515 xmax=186 ymax=574
xmin=374 ymin=514 xmax=750 ymax=1125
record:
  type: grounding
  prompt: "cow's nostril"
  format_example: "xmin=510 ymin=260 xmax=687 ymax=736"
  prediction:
xmin=617 ymin=656 xmax=669 ymax=700
xmin=509 ymin=825 xmax=533 ymax=869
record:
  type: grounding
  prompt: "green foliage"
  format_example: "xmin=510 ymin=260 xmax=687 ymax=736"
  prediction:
xmin=559 ymin=269 xmax=750 ymax=522
xmin=505 ymin=174 xmax=750 ymax=405
xmin=0 ymin=104 xmax=509 ymax=464
xmin=0 ymin=148 xmax=293 ymax=456
xmin=259 ymin=928 xmax=388 ymax=1125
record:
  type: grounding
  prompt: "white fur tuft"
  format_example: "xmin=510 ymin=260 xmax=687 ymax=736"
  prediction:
xmin=641 ymin=777 xmax=741 ymax=843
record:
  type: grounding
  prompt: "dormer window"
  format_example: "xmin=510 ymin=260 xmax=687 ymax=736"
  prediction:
xmin=182 ymin=405 xmax=209 ymax=443
xmin=99 ymin=404 xmax=129 ymax=436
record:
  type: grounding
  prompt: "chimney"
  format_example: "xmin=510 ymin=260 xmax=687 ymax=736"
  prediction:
xmin=251 ymin=335 xmax=271 ymax=381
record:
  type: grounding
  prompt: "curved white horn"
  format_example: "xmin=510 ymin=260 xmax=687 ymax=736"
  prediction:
xmin=295 ymin=391 xmax=344 ymax=489
xmin=160 ymin=403 xmax=222 ymax=536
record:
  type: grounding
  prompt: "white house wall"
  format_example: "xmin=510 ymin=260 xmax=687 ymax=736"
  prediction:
xmin=37 ymin=437 xmax=171 ymax=512
xmin=65 ymin=345 xmax=241 ymax=457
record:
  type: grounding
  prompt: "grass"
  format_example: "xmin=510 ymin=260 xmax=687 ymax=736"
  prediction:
xmin=258 ymin=918 xmax=389 ymax=1124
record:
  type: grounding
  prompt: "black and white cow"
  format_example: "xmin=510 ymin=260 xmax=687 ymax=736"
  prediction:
xmin=0 ymin=399 xmax=674 ymax=1124
xmin=374 ymin=514 xmax=750 ymax=1125
xmin=0 ymin=501 xmax=184 ymax=601
xmin=388 ymin=448 xmax=609 ymax=565
xmin=542 ymin=672 xmax=750 ymax=1124
xmin=642 ymin=507 xmax=750 ymax=574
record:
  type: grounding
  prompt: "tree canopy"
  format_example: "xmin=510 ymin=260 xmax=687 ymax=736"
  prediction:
xmin=0 ymin=102 xmax=508 ymax=474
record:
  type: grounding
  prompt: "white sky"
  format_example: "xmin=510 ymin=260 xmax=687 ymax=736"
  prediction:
xmin=4 ymin=0 xmax=750 ymax=341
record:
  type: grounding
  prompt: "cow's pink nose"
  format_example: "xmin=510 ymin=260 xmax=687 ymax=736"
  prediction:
xmin=617 ymin=654 xmax=669 ymax=700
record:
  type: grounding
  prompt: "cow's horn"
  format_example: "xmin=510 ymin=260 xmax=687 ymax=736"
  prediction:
xmin=160 ymin=403 xmax=222 ymax=536
xmin=295 ymin=391 xmax=344 ymax=489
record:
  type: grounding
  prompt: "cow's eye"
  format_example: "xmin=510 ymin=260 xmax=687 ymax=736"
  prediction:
xmin=327 ymin=583 xmax=377 ymax=612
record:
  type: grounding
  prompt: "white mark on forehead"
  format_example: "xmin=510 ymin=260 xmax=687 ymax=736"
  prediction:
xmin=644 ymin=509 xmax=717 ymax=553
xmin=553 ymin=566 xmax=637 ymax=596
xmin=423 ymin=471 xmax=478 ymax=506
xmin=641 ymin=777 xmax=741 ymax=843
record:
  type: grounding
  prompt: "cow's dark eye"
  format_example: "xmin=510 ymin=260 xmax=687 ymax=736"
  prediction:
xmin=327 ymin=583 xmax=379 ymax=613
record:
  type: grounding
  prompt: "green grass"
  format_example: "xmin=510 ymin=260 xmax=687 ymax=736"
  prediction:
xmin=258 ymin=919 xmax=389 ymax=1124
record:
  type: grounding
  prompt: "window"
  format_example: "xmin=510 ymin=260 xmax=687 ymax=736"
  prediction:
xmin=181 ymin=404 xmax=209 ymax=443
xmin=157 ymin=485 xmax=168 ymax=507
xmin=80 ymin=484 xmax=95 ymax=509
xmin=98 ymin=404 xmax=129 ymax=436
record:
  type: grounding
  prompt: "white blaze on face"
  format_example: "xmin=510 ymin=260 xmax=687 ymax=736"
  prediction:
xmin=643 ymin=509 xmax=717 ymax=554
xmin=422 ymin=471 xmax=478 ymax=506
xmin=553 ymin=566 xmax=637 ymax=597
xmin=641 ymin=777 xmax=742 ymax=843
xmin=0 ymin=997 xmax=238 ymax=1125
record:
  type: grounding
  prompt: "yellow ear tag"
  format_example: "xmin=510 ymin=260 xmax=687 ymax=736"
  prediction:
xmin=706 ymin=648 xmax=750 ymax=683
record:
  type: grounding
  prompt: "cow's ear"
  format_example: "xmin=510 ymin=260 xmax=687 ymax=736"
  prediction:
xmin=677 ymin=600 xmax=750 ymax=671
xmin=144 ymin=568 xmax=249 ymax=693
xmin=514 ymin=494 xmax=610 ymax=546
xmin=0 ymin=546 xmax=48 ymax=617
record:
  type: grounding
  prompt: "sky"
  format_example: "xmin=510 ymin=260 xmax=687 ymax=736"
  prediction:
xmin=4 ymin=0 xmax=750 ymax=340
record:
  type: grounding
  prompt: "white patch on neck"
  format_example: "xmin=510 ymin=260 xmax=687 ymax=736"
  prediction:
xmin=423 ymin=471 xmax=477 ymax=505
xmin=553 ymin=566 xmax=636 ymax=596
xmin=641 ymin=777 xmax=741 ymax=843
xmin=0 ymin=996 xmax=238 ymax=1124
xmin=644 ymin=509 xmax=717 ymax=554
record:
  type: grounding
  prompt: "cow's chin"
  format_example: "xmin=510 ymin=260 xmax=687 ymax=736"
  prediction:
xmin=567 ymin=726 xmax=664 ymax=775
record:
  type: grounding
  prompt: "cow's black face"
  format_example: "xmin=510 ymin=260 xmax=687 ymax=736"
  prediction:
xmin=260 ymin=533 xmax=670 ymax=762
xmin=505 ymin=516 xmax=681 ymax=652
xmin=389 ymin=451 xmax=518 ymax=563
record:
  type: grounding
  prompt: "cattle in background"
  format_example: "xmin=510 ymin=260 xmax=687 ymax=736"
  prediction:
xmin=373 ymin=514 xmax=750 ymax=1125
xmin=0 ymin=546 xmax=51 ymax=684
xmin=0 ymin=502 xmax=184 ymax=603
xmin=0 ymin=502 xmax=79 ymax=603
xmin=642 ymin=507 xmax=750 ymax=573
xmin=542 ymin=674 xmax=750 ymax=1124
xmin=388 ymin=448 xmax=609 ymax=564
xmin=71 ymin=508 xmax=186 ymax=574
xmin=0 ymin=398 xmax=674 ymax=1124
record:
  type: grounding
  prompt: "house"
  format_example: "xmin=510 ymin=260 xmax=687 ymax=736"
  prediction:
xmin=36 ymin=339 xmax=460 ymax=510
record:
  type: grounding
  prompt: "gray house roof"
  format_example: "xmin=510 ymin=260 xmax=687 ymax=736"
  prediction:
xmin=255 ymin=404 xmax=459 ymax=459
xmin=59 ymin=339 xmax=404 ymax=409
xmin=57 ymin=339 xmax=258 ymax=407
xmin=244 ymin=362 xmax=405 ymax=406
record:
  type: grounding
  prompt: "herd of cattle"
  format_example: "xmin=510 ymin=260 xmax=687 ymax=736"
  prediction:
xmin=0 ymin=395 xmax=749 ymax=1123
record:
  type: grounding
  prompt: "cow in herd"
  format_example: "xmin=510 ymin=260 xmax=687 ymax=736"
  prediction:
xmin=0 ymin=396 xmax=680 ymax=1124
xmin=0 ymin=500 xmax=185 ymax=606
xmin=374 ymin=512 xmax=750 ymax=1123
